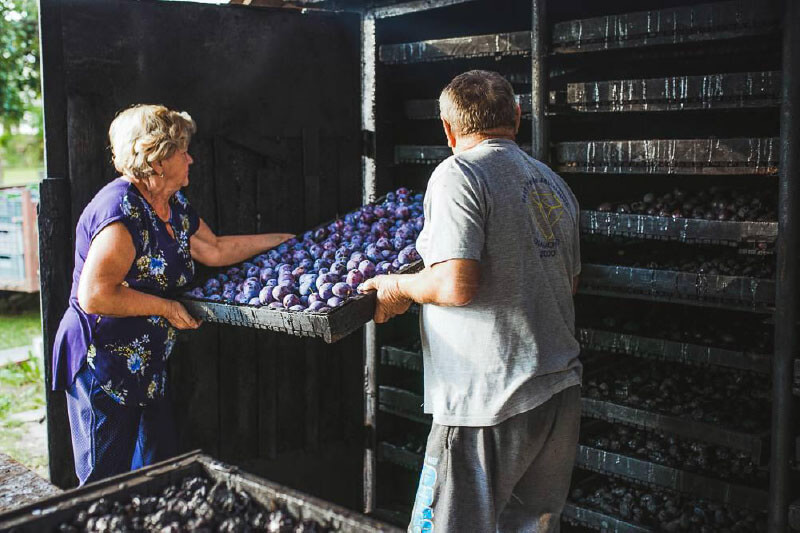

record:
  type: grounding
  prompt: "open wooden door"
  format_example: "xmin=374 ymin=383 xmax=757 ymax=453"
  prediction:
xmin=39 ymin=0 xmax=363 ymax=500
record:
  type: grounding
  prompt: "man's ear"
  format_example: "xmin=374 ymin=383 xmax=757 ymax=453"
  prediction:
xmin=442 ymin=118 xmax=457 ymax=149
xmin=514 ymin=103 xmax=521 ymax=134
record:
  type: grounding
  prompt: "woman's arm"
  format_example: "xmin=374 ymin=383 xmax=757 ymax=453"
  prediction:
xmin=189 ymin=218 xmax=294 ymax=267
xmin=77 ymin=222 xmax=201 ymax=329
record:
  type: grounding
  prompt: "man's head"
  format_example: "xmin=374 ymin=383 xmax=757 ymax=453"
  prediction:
xmin=439 ymin=70 xmax=520 ymax=151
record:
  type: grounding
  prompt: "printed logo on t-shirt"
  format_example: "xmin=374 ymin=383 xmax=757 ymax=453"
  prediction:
xmin=522 ymin=174 xmax=570 ymax=258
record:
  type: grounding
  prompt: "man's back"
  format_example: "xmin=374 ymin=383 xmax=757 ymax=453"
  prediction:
xmin=416 ymin=138 xmax=582 ymax=426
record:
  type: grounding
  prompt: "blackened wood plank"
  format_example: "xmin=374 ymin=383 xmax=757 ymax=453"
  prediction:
xmin=552 ymin=0 xmax=779 ymax=54
xmin=379 ymin=31 xmax=531 ymax=64
xmin=169 ymin=138 xmax=220 ymax=457
xmin=562 ymin=71 xmax=781 ymax=113
xmin=215 ymin=137 xmax=260 ymax=463
xmin=556 ymin=137 xmax=778 ymax=175
xmin=395 ymin=144 xmax=533 ymax=165
xmin=303 ymin=128 xmax=321 ymax=451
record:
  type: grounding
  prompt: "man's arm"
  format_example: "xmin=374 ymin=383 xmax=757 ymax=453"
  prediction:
xmin=359 ymin=259 xmax=480 ymax=323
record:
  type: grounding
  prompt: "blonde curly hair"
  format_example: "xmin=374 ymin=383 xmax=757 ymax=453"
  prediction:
xmin=108 ymin=104 xmax=196 ymax=180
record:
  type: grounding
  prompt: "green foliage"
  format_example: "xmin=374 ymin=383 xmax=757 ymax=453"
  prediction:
xmin=0 ymin=0 xmax=40 ymax=128
xmin=0 ymin=309 xmax=41 ymax=350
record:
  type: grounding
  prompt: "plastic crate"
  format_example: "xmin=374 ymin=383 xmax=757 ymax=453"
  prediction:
xmin=0 ymin=190 xmax=23 ymax=224
xmin=0 ymin=222 xmax=24 ymax=255
xmin=0 ymin=254 xmax=25 ymax=282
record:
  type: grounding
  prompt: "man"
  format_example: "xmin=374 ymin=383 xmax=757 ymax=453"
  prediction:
xmin=360 ymin=70 xmax=582 ymax=532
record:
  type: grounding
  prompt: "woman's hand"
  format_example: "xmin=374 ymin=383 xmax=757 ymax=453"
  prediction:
xmin=164 ymin=300 xmax=202 ymax=330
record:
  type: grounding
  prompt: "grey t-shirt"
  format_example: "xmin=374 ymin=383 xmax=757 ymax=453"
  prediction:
xmin=416 ymin=138 xmax=582 ymax=427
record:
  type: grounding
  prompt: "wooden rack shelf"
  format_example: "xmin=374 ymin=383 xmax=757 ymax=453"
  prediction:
xmin=555 ymin=137 xmax=779 ymax=175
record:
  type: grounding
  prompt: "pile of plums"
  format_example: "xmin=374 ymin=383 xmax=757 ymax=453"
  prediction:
xmin=596 ymin=186 xmax=776 ymax=222
xmin=580 ymin=311 xmax=773 ymax=353
xmin=185 ymin=188 xmax=424 ymax=313
xmin=584 ymin=359 xmax=769 ymax=432
xmin=584 ymin=242 xmax=776 ymax=279
xmin=583 ymin=425 xmax=767 ymax=485
xmin=58 ymin=476 xmax=330 ymax=532
xmin=568 ymin=477 xmax=766 ymax=531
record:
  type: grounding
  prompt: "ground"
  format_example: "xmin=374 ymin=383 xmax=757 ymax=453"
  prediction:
xmin=0 ymin=292 xmax=48 ymax=479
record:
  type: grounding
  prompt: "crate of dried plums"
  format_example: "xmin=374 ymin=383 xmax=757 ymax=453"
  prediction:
xmin=0 ymin=451 xmax=402 ymax=532
xmin=178 ymin=188 xmax=424 ymax=343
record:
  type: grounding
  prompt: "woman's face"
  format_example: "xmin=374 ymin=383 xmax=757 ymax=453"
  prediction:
xmin=159 ymin=148 xmax=193 ymax=191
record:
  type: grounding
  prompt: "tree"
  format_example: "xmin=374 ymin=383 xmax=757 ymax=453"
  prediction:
xmin=0 ymin=0 xmax=40 ymax=130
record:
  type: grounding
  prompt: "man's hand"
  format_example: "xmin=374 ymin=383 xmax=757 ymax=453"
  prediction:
xmin=359 ymin=275 xmax=412 ymax=324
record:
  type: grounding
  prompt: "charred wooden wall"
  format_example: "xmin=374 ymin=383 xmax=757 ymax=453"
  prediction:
xmin=39 ymin=0 xmax=364 ymax=507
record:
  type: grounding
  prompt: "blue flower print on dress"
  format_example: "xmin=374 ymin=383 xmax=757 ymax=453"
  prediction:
xmin=100 ymin=380 xmax=128 ymax=405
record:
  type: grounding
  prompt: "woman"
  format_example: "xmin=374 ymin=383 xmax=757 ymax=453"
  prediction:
xmin=51 ymin=104 xmax=293 ymax=485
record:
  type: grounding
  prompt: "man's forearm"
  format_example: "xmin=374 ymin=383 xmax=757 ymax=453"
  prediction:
xmin=395 ymin=266 xmax=475 ymax=307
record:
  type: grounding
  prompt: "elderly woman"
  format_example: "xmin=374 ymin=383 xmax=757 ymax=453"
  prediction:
xmin=51 ymin=104 xmax=292 ymax=485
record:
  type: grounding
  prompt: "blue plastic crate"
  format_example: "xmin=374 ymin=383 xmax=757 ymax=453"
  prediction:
xmin=0 ymin=223 xmax=24 ymax=255
xmin=0 ymin=190 xmax=24 ymax=224
xmin=0 ymin=254 xmax=25 ymax=282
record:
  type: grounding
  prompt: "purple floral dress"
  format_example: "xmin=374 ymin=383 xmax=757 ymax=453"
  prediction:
xmin=52 ymin=178 xmax=200 ymax=407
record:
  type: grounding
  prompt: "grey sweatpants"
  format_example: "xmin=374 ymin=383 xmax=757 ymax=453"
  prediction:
xmin=408 ymin=385 xmax=581 ymax=533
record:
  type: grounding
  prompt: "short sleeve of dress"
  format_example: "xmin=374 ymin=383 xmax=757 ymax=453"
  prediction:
xmin=86 ymin=188 xmax=145 ymax=255
xmin=173 ymin=190 xmax=201 ymax=237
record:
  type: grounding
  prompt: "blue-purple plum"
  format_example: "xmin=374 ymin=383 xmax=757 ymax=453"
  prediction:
xmin=365 ymin=244 xmax=381 ymax=263
xmin=277 ymin=243 xmax=290 ymax=254
xmin=346 ymin=259 xmax=360 ymax=272
xmin=246 ymin=266 xmax=260 ymax=279
xmin=322 ymin=240 xmax=337 ymax=252
xmin=395 ymin=205 xmax=410 ymax=219
xmin=299 ymin=273 xmax=316 ymax=285
xmin=223 ymin=281 xmax=237 ymax=292
xmin=327 ymin=296 xmax=343 ymax=308
xmin=289 ymin=304 xmax=306 ymax=312
xmin=313 ymin=228 xmax=328 ymax=242
xmin=291 ymin=266 xmax=306 ymax=277
xmin=283 ymin=294 xmax=301 ymax=308
xmin=308 ymin=293 xmax=322 ymax=305
xmin=374 ymin=206 xmax=386 ymax=218
xmin=346 ymin=269 xmax=364 ymax=288
xmin=235 ymin=292 xmax=250 ymax=304
xmin=335 ymin=247 xmax=349 ymax=261
xmin=268 ymin=302 xmax=284 ymax=310
xmin=278 ymin=273 xmax=295 ymax=285
xmin=268 ymin=250 xmax=281 ymax=261
xmin=376 ymin=237 xmax=391 ymax=250
xmin=330 ymin=262 xmax=347 ymax=277
xmin=259 ymin=267 xmax=275 ymax=284
xmin=300 ymin=295 xmax=309 ymax=306
xmin=376 ymin=261 xmax=394 ymax=275
xmin=414 ymin=218 xmax=424 ymax=232
xmin=358 ymin=260 xmax=376 ymax=278
xmin=398 ymin=245 xmax=420 ymax=265
xmin=216 ymin=273 xmax=229 ymax=283
xmin=242 ymin=261 xmax=256 ymax=272
xmin=265 ymin=278 xmax=278 ymax=288
xmin=292 ymin=250 xmax=309 ymax=263
xmin=186 ymin=287 xmax=204 ymax=298
xmin=322 ymin=249 xmax=336 ymax=261
xmin=208 ymin=294 xmax=222 ymax=301
xmin=309 ymin=244 xmax=324 ymax=259
xmin=222 ymin=290 xmax=236 ymax=302
xmin=315 ymin=272 xmax=337 ymax=290
xmin=204 ymin=278 xmax=221 ymax=291
xmin=299 ymin=258 xmax=314 ymax=270
xmin=292 ymin=242 xmax=304 ymax=251
xmin=413 ymin=193 xmax=423 ymax=202
xmin=318 ymin=267 xmax=330 ymax=275
xmin=319 ymin=283 xmax=334 ymax=300
xmin=248 ymin=297 xmax=261 ymax=307
xmin=302 ymin=230 xmax=314 ymax=242
xmin=277 ymin=263 xmax=292 ymax=274
xmin=392 ymin=259 xmax=401 ymax=270
xmin=299 ymin=282 xmax=314 ymax=296
xmin=386 ymin=192 xmax=396 ymax=202
xmin=332 ymin=282 xmax=352 ymax=298
xmin=307 ymin=301 xmax=327 ymax=312
xmin=313 ymin=258 xmax=331 ymax=271
xmin=226 ymin=267 xmax=241 ymax=278
xmin=272 ymin=284 xmax=291 ymax=302
xmin=381 ymin=249 xmax=395 ymax=261
xmin=259 ymin=286 xmax=274 ymax=305
xmin=350 ymin=251 xmax=366 ymax=263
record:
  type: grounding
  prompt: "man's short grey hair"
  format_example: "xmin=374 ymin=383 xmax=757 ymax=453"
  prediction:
xmin=439 ymin=70 xmax=517 ymax=136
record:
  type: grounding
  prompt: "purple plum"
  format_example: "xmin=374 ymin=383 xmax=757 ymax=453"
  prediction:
xmin=358 ymin=260 xmax=376 ymax=278
xmin=268 ymin=302 xmax=284 ymax=310
xmin=319 ymin=282 xmax=335 ymax=300
xmin=332 ymin=282 xmax=352 ymax=298
xmin=327 ymin=296 xmax=343 ymax=308
xmin=289 ymin=304 xmax=306 ymax=312
xmin=283 ymin=294 xmax=301 ymax=308
xmin=307 ymin=301 xmax=327 ymax=312
xmin=346 ymin=269 xmax=364 ymax=288
xmin=259 ymin=286 xmax=274 ymax=305
xmin=272 ymin=284 xmax=291 ymax=302
xmin=330 ymin=262 xmax=348 ymax=277
xmin=248 ymin=297 xmax=261 ymax=307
